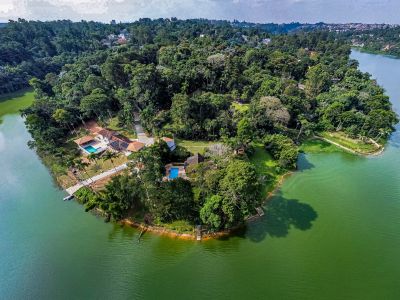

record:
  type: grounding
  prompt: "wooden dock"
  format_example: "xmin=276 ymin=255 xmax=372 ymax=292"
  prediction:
xmin=137 ymin=227 xmax=146 ymax=242
xmin=256 ymin=207 xmax=264 ymax=216
xmin=196 ymin=225 xmax=202 ymax=241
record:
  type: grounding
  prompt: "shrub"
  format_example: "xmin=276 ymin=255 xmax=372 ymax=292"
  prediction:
xmin=264 ymin=134 xmax=298 ymax=169
xmin=74 ymin=187 xmax=96 ymax=204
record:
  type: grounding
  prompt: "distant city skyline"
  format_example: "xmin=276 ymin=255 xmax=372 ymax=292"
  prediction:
xmin=0 ymin=0 xmax=399 ymax=24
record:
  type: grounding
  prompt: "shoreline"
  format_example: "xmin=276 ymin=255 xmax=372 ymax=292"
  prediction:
xmin=352 ymin=47 xmax=400 ymax=60
xmin=120 ymin=219 xmax=241 ymax=241
xmin=120 ymin=171 xmax=294 ymax=241
xmin=72 ymin=134 xmax=384 ymax=241
xmin=117 ymin=134 xmax=386 ymax=241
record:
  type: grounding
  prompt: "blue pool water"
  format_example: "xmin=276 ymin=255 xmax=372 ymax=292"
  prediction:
xmin=84 ymin=145 xmax=97 ymax=153
xmin=169 ymin=167 xmax=179 ymax=179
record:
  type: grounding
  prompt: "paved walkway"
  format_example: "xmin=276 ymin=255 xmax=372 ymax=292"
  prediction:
xmin=66 ymin=163 xmax=128 ymax=195
xmin=133 ymin=112 xmax=155 ymax=146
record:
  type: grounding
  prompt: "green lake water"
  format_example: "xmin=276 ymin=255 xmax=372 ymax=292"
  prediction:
xmin=1 ymin=50 xmax=400 ymax=299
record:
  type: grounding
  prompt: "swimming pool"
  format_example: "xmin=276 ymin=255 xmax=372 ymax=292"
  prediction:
xmin=169 ymin=167 xmax=179 ymax=179
xmin=84 ymin=145 xmax=97 ymax=153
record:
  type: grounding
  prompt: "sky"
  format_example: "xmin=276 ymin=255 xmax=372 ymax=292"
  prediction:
xmin=0 ymin=0 xmax=399 ymax=24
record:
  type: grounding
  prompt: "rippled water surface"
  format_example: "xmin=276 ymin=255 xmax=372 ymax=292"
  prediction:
xmin=1 ymin=50 xmax=400 ymax=299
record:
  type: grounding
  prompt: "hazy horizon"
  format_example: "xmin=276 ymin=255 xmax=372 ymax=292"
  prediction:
xmin=0 ymin=0 xmax=399 ymax=25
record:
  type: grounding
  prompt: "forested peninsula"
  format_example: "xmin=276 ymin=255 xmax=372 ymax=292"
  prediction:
xmin=2 ymin=19 xmax=397 ymax=236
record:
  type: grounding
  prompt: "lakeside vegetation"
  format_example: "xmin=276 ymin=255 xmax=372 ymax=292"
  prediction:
xmin=2 ymin=18 xmax=397 ymax=233
xmin=341 ymin=27 xmax=400 ymax=57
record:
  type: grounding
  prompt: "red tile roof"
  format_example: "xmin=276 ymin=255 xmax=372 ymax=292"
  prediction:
xmin=74 ymin=135 xmax=95 ymax=146
xmin=97 ymin=128 xmax=115 ymax=139
xmin=127 ymin=141 xmax=145 ymax=152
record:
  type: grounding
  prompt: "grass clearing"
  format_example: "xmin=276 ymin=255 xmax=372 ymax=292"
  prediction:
xmin=249 ymin=143 xmax=281 ymax=197
xmin=300 ymin=138 xmax=343 ymax=154
xmin=320 ymin=131 xmax=380 ymax=154
xmin=177 ymin=139 xmax=217 ymax=154
xmin=84 ymin=154 xmax=128 ymax=178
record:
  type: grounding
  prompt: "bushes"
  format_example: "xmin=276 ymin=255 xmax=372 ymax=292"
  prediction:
xmin=74 ymin=187 xmax=97 ymax=204
xmin=264 ymin=134 xmax=298 ymax=169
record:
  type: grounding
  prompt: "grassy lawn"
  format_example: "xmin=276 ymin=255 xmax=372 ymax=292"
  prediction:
xmin=249 ymin=143 xmax=281 ymax=197
xmin=57 ymin=153 xmax=128 ymax=188
xmin=300 ymin=138 xmax=343 ymax=154
xmin=177 ymin=139 xmax=218 ymax=154
xmin=0 ymin=89 xmax=34 ymax=120
xmin=84 ymin=153 xmax=128 ymax=177
xmin=320 ymin=131 xmax=380 ymax=154
xmin=106 ymin=117 xmax=137 ymax=139
xmin=56 ymin=172 xmax=77 ymax=188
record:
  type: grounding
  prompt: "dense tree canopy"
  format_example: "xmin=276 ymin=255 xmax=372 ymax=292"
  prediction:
xmin=7 ymin=18 xmax=397 ymax=231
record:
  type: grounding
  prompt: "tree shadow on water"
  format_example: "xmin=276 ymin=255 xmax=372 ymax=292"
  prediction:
xmin=297 ymin=154 xmax=315 ymax=172
xmin=244 ymin=193 xmax=318 ymax=243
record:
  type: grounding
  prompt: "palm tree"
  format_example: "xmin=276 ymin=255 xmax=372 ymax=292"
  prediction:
xmin=102 ymin=151 xmax=119 ymax=171
xmin=66 ymin=158 xmax=83 ymax=185
xmin=73 ymin=159 xmax=92 ymax=184
xmin=87 ymin=152 xmax=100 ymax=166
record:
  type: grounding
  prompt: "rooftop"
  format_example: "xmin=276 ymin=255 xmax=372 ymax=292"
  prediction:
xmin=162 ymin=137 xmax=174 ymax=142
xmin=185 ymin=153 xmax=205 ymax=166
xmin=74 ymin=135 xmax=95 ymax=146
xmin=97 ymin=128 xmax=115 ymax=139
xmin=109 ymin=135 xmax=130 ymax=151
xmin=127 ymin=141 xmax=145 ymax=152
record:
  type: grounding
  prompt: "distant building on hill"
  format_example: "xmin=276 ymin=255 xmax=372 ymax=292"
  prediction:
xmin=261 ymin=38 xmax=271 ymax=45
